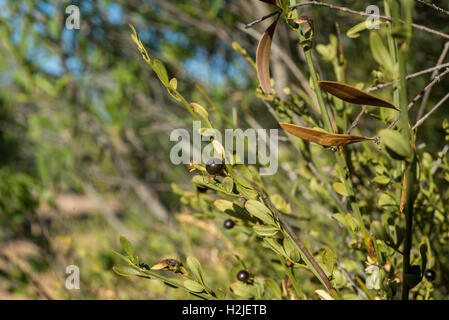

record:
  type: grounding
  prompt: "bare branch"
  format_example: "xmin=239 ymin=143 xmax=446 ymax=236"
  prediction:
xmin=412 ymin=92 xmax=449 ymax=130
xmin=417 ymin=0 xmax=449 ymax=16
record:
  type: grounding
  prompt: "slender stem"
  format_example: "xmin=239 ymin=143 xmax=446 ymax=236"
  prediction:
xmin=391 ymin=0 xmax=416 ymax=300
xmin=280 ymin=255 xmax=304 ymax=299
xmin=233 ymin=170 xmax=340 ymax=298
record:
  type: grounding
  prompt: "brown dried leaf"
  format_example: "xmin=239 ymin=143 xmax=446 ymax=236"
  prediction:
xmin=318 ymin=81 xmax=399 ymax=110
xmin=256 ymin=17 xmax=279 ymax=94
xmin=259 ymin=0 xmax=279 ymax=6
xmin=280 ymin=122 xmax=376 ymax=147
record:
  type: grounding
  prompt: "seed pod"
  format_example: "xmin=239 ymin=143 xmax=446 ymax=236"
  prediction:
xmin=280 ymin=122 xmax=376 ymax=147
xmin=151 ymin=259 xmax=183 ymax=271
xmin=318 ymin=81 xmax=399 ymax=110
xmin=256 ymin=16 xmax=279 ymax=94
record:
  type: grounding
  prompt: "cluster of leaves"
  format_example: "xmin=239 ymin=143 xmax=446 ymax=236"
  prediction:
xmin=114 ymin=0 xmax=449 ymax=300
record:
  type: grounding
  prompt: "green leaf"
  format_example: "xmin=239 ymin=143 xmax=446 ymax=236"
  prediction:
xmin=230 ymin=281 xmax=258 ymax=299
xmin=190 ymin=103 xmax=209 ymax=122
xmin=214 ymin=199 xmax=233 ymax=212
xmin=152 ymin=59 xmax=169 ymax=86
xmin=369 ymin=32 xmax=395 ymax=77
xmin=120 ymin=236 xmax=134 ymax=258
xmin=283 ymin=237 xmax=300 ymax=262
xmin=379 ymin=129 xmax=413 ymax=161
xmin=332 ymin=182 xmax=348 ymax=197
xmin=245 ymin=200 xmax=277 ymax=225
xmin=347 ymin=21 xmax=382 ymax=38
xmin=321 ymin=247 xmax=336 ymax=274
xmin=265 ymin=278 xmax=282 ymax=299
xmin=113 ymin=265 xmax=143 ymax=277
xmin=252 ymin=225 xmax=279 ymax=237
xmin=186 ymin=256 xmax=205 ymax=286
xmin=373 ymin=175 xmax=391 ymax=185
xmin=222 ymin=177 xmax=234 ymax=193
xmin=263 ymin=238 xmax=287 ymax=257
xmin=370 ymin=221 xmax=388 ymax=242
xmin=270 ymin=194 xmax=290 ymax=214
xmin=183 ymin=279 xmax=205 ymax=293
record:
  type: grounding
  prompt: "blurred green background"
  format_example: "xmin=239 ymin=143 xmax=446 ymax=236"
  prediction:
xmin=0 ymin=0 xmax=448 ymax=299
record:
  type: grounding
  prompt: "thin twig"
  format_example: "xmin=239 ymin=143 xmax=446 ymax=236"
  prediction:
xmin=417 ymin=0 xmax=449 ymax=16
xmin=417 ymin=42 xmax=449 ymax=120
xmin=367 ymin=62 xmax=449 ymax=92
xmin=346 ymin=106 xmax=367 ymax=134
xmin=387 ymin=68 xmax=449 ymax=129
xmin=233 ymin=169 xmax=337 ymax=296
xmin=412 ymin=92 xmax=449 ymax=130
xmin=245 ymin=1 xmax=449 ymax=40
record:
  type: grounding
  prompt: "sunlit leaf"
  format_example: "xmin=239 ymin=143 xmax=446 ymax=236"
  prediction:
xmin=318 ymin=81 xmax=399 ymax=110
xmin=280 ymin=122 xmax=376 ymax=147
xmin=183 ymin=279 xmax=205 ymax=292
xmin=245 ymin=200 xmax=277 ymax=225
xmin=347 ymin=21 xmax=383 ymax=39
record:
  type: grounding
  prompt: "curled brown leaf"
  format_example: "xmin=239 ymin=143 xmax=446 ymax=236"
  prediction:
xmin=258 ymin=0 xmax=279 ymax=6
xmin=256 ymin=16 xmax=279 ymax=94
xmin=318 ymin=81 xmax=399 ymax=110
xmin=280 ymin=122 xmax=376 ymax=147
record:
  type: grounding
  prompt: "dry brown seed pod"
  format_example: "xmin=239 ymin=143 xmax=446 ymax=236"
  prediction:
xmin=256 ymin=16 xmax=279 ymax=94
xmin=151 ymin=259 xmax=182 ymax=270
xmin=280 ymin=122 xmax=376 ymax=147
xmin=318 ymin=81 xmax=399 ymax=111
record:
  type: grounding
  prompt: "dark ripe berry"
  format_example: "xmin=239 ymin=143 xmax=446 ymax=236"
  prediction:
xmin=139 ymin=263 xmax=150 ymax=270
xmin=223 ymin=219 xmax=235 ymax=229
xmin=236 ymin=270 xmax=250 ymax=282
xmin=197 ymin=186 xmax=208 ymax=193
xmin=205 ymin=158 xmax=225 ymax=175
xmin=425 ymin=269 xmax=436 ymax=282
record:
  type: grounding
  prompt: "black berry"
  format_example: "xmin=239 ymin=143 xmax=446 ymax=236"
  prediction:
xmin=197 ymin=186 xmax=208 ymax=193
xmin=425 ymin=269 xmax=436 ymax=282
xmin=205 ymin=158 xmax=225 ymax=175
xmin=223 ymin=219 xmax=235 ymax=229
xmin=139 ymin=263 xmax=150 ymax=270
xmin=236 ymin=270 xmax=250 ymax=282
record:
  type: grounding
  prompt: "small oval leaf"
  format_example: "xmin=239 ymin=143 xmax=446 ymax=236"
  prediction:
xmin=280 ymin=122 xmax=376 ymax=147
xmin=113 ymin=265 xmax=142 ymax=277
xmin=120 ymin=236 xmax=134 ymax=258
xmin=318 ymin=81 xmax=399 ymax=110
xmin=222 ymin=177 xmax=234 ymax=193
xmin=186 ymin=256 xmax=205 ymax=286
xmin=256 ymin=17 xmax=279 ymax=94
xmin=245 ymin=200 xmax=277 ymax=225
xmin=253 ymin=225 xmax=280 ymax=237
xmin=183 ymin=279 xmax=205 ymax=293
